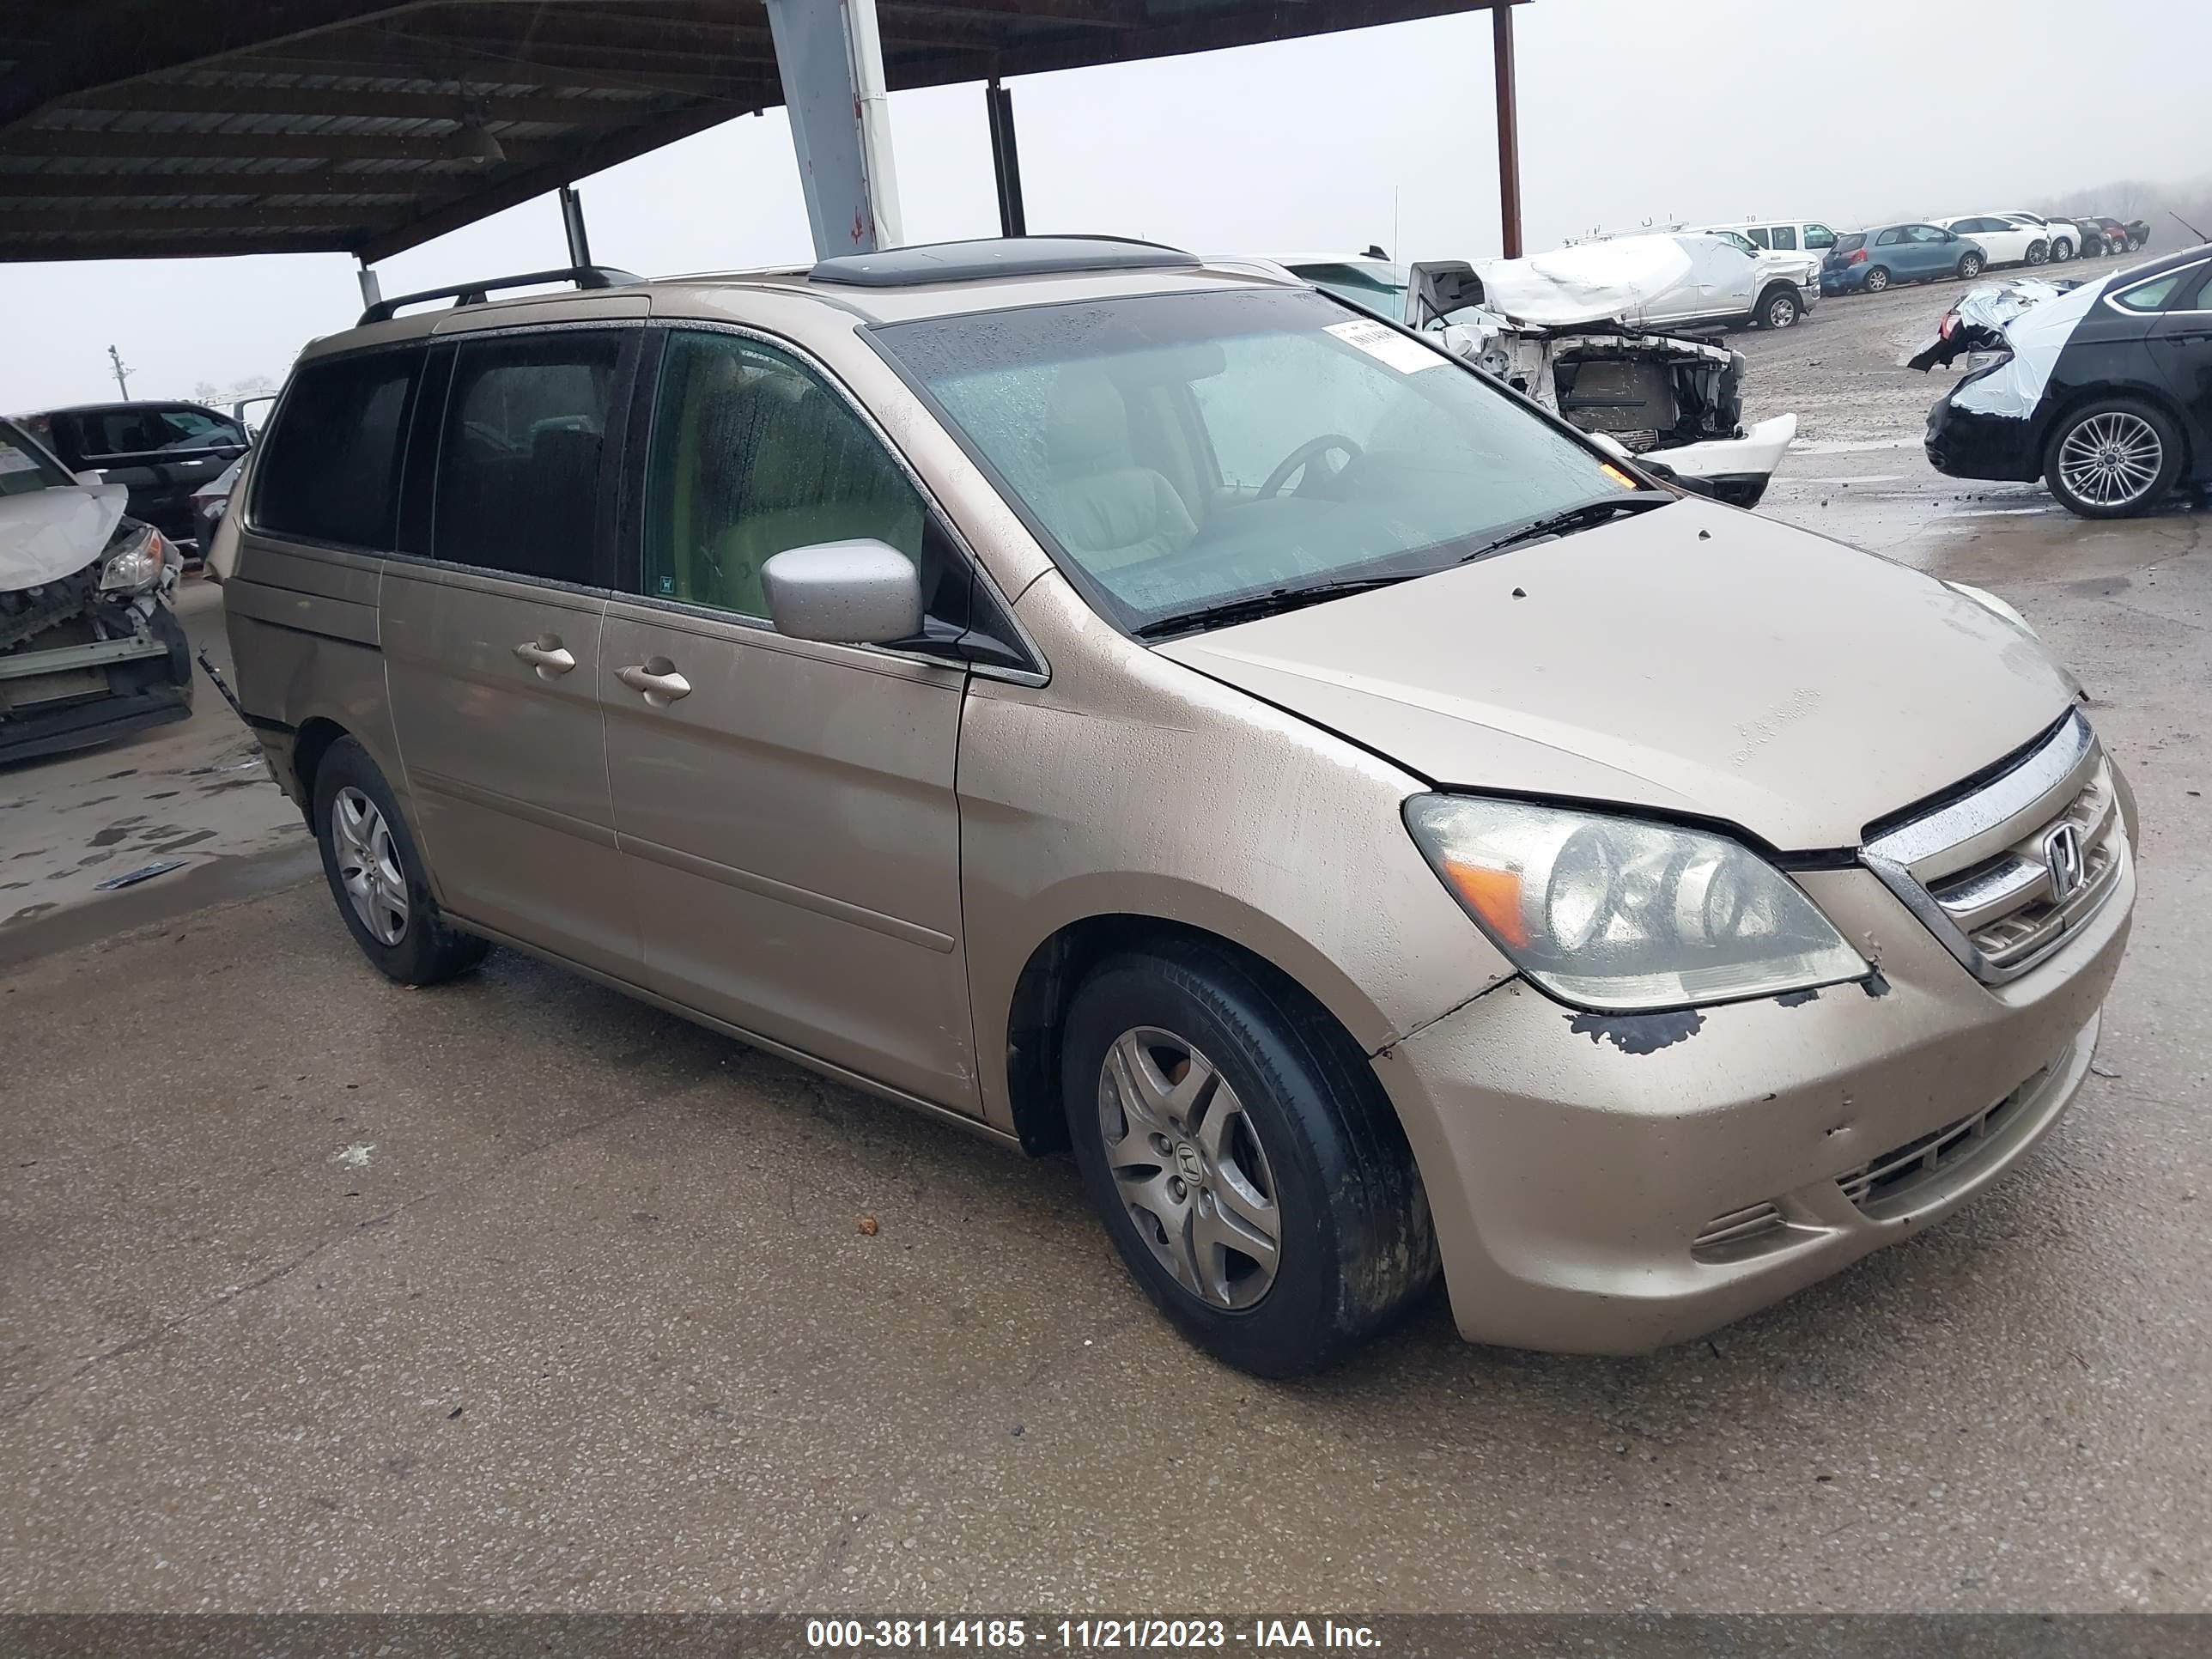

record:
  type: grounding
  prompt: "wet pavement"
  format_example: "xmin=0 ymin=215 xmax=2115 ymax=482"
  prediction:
xmin=1 ymin=264 xmax=2207 ymax=1613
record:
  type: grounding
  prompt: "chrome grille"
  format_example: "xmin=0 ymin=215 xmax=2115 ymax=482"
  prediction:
xmin=1837 ymin=1059 xmax=2053 ymax=1212
xmin=1863 ymin=712 xmax=2126 ymax=984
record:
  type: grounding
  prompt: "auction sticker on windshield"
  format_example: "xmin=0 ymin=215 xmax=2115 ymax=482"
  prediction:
xmin=1324 ymin=318 xmax=1445 ymax=374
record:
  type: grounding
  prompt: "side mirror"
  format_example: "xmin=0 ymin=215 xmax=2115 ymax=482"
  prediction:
xmin=762 ymin=539 xmax=923 ymax=646
xmin=73 ymin=469 xmax=106 ymax=487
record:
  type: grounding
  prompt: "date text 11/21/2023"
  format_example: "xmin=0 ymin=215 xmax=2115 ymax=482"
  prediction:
xmin=805 ymin=1619 xmax=1382 ymax=1651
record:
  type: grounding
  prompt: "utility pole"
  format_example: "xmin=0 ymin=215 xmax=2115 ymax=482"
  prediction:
xmin=106 ymin=344 xmax=132 ymax=399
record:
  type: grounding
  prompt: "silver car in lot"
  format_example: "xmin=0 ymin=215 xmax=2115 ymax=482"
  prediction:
xmin=218 ymin=238 xmax=2135 ymax=1375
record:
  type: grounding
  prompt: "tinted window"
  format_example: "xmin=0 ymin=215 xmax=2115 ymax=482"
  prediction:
xmin=1769 ymin=227 xmax=1796 ymax=251
xmin=1908 ymin=226 xmax=1948 ymax=244
xmin=1876 ymin=228 xmax=1905 ymax=246
xmin=254 ymin=352 xmax=420 ymax=549
xmin=642 ymin=330 xmax=926 ymax=619
xmin=434 ymin=332 xmax=622 ymax=584
xmin=78 ymin=405 xmax=243 ymax=456
xmin=1806 ymin=224 xmax=1837 ymax=249
xmin=1745 ymin=228 xmax=1770 ymax=248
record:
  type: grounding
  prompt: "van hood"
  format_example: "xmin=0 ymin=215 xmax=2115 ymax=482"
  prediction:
xmin=0 ymin=480 xmax=128 ymax=589
xmin=1154 ymin=498 xmax=2075 ymax=850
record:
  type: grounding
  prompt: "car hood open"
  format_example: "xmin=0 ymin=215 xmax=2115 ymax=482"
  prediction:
xmin=0 ymin=479 xmax=128 ymax=589
xmin=1154 ymin=498 xmax=2076 ymax=850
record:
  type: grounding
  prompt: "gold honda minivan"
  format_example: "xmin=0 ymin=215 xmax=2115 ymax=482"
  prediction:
xmin=219 ymin=238 xmax=2135 ymax=1376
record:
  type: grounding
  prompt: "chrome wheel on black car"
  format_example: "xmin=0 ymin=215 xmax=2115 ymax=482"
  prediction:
xmin=2045 ymin=398 xmax=2181 ymax=519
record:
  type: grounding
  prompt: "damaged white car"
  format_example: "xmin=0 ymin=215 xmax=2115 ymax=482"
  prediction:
xmin=1271 ymin=247 xmax=1799 ymax=508
xmin=1 ymin=416 xmax=192 ymax=762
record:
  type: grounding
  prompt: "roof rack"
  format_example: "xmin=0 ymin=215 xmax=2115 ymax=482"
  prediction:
xmin=809 ymin=235 xmax=1199 ymax=289
xmin=358 ymin=265 xmax=641 ymax=326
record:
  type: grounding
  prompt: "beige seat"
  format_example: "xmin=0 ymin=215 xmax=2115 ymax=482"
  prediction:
xmin=1036 ymin=369 xmax=1195 ymax=574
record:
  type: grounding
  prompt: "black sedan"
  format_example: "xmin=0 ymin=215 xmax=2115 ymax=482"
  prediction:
xmin=1921 ymin=244 xmax=2212 ymax=517
xmin=10 ymin=401 xmax=249 ymax=557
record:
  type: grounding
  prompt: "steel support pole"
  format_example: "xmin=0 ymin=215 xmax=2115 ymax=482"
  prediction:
xmin=558 ymin=184 xmax=592 ymax=268
xmin=356 ymin=260 xmax=381 ymax=311
xmin=986 ymin=76 xmax=1026 ymax=239
xmin=1493 ymin=3 xmax=1522 ymax=259
xmin=764 ymin=0 xmax=904 ymax=258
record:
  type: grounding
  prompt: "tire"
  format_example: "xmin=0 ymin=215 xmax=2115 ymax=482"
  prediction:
xmin=2026 ymin=240 xmax=2050 ymax=266
xmin=1758 ymin=285 xmax=1801 ymax=330
xmin=2126 ymin=235 xmax=2142 ymax=253
xmin=2043 ymin=397 xmax=2183 ymax=520
xmin=1955 ymin=252 xmax=1985 ymax=281
xmin=2052 ymin=238 xmax=2075 ymax=262
xmin=1060 ymin=944 xmax=1437 ymax=1376
xmin=1863 ymin=265 xmax=1890 ymax=293
xmin=312 ymin=736 xmax=491 ymax=985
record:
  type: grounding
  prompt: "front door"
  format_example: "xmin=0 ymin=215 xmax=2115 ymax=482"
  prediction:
xmin=601 ymin=326 xmax=979 ymax=1109
xmin=380 ymin=327 xmax=641 ymax=975
xmin=2148 ymin=264 xmax=2212 ymax=460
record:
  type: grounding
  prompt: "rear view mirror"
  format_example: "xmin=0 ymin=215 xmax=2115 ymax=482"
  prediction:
xmin=762 ymin=539 xmax=923 ymax=646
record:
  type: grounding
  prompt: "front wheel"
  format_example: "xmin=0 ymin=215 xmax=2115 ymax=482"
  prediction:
xmin=1061 ymin=945 xmax=1437 ymax=1376
xmin=2052 ymin=238 xmax=2075 ymax=262
xmin=1758 ymin=286 xmax=1801 ymax=329
xmin=313 ymin=737 xmax=491 ymax=984
xmin=2026 ymin=240 xmax=2050 ymax=266
xmin=1863 ymin=265 xmax=1891 ymax=293
xmin=1956 ymin=252 xmax=1986 ymax=281
xmin=2044 ymin=398 xmax=2182 ymax=519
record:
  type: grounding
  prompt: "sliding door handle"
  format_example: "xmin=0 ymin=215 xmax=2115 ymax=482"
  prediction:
xmin=513 ymin=638 xmax=576 ymax=678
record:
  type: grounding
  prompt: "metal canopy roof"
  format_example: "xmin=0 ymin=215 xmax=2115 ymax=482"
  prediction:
xmin=0 ymin=0 xmax=1509 ymax=266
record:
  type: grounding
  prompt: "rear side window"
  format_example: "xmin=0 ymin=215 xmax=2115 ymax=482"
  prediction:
xmin=433 ymin=331 xmax=623 ymax=585
xmin=2113 ymin=271 xmax=2191 ymax=312
xmin=1769 ymin=227 xmax=1796 ymax=251
xmin=255 ymin=351 xmax=421 ymax=549
xmin=1745 ymin=228 xmax=1770 ymax=248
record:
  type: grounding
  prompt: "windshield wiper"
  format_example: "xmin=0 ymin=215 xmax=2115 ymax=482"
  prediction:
xmin=1455 ymin=493 xmax=1671 ymax=566
xmin=1134 ymin=574 xmax=1414 ymax=640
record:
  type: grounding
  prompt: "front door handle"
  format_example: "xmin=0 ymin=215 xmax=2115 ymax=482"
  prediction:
xmin=513 ymin=638 xmax=576 ymax=678
xmin=617 ymin=661 xmax=692 ymax=707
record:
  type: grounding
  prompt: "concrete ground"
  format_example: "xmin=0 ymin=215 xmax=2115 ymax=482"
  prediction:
xmin=2 ymin=261 xmax=2207 ymax=1613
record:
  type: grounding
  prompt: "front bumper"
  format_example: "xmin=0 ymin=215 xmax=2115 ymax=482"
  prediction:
xmin=1373 ymin=855 xmax=2134 ymax=1353
xmin=0 ymin=600 xmax=194 ymax=763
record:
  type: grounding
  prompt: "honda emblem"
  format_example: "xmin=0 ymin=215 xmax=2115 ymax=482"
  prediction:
xmin=2044 ymin=823 xmax=2087 ymax=903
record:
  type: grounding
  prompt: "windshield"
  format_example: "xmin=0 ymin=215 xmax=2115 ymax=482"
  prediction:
xmin=872 ymin=287 xmax=1645 ymax=635
xmin=0 ymin=419 xmax=75 ymax=497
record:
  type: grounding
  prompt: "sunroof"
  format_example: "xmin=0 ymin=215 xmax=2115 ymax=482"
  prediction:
xmin=810 ymin=236 xmax=1200 ymax=289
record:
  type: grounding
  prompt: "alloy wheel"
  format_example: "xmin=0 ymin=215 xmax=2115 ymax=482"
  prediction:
xmin=2057 ymin=411 xmax=2164 ymax=508
xmin=1097 ymin=1027 xmax=1281 ymax=1310
xmin=331 ymin=786 xmax=410 ymax=945
xmin=1767 ymin=294 xmax=1797 ymax=328
xmin=1865 ymin=268 xmax=1888 ymax=292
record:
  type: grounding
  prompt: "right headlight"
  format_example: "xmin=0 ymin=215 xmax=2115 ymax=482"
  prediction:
xmin=1405 ymin=795 xmax=1868 ymax=1012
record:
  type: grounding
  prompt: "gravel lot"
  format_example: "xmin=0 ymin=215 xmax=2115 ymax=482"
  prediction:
xmin=2 ymin=255 xmax=2207 ymax=1615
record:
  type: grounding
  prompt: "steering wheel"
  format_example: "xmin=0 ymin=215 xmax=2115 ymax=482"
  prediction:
xmin=1255 ymin=433 xmax=1363 ymax=500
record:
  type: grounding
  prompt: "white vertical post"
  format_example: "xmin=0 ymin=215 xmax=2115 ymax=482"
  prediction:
xmin=764 ymin=0 xmax=904 ymax=258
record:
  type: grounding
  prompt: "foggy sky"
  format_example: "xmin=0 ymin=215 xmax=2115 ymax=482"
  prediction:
xmin=6 ymin=0 xmax=2207 ymax=409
